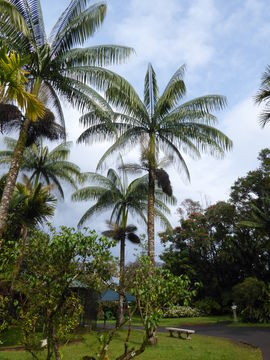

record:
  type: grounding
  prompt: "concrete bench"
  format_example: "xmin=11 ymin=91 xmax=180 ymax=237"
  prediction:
xmin=166 ymin=327 xmax=195 ymax=340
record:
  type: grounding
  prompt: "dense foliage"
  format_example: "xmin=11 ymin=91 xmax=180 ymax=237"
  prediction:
xmin=161 ymin=149 xmax=270 ymax=318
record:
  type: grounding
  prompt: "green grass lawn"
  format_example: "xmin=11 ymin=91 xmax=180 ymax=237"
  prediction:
xmin=97 ymin=315 xmax=232 ymax=328
xmin=98 ymin=315 xmax=270 ymax=328
xmin=0 ymin=329 xmax=262 ymax=360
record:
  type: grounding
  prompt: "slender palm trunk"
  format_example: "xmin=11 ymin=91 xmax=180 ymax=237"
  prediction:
xmin=0 ymin=117 xmax=30 ymax=244
xmin=117 ymin=233 xmax=125 ymax=326
xmin=0 ymin=77 xmax=41 ymax=246
xmin=148 ymin=132 xmax=155 ymax=264
xmin=117 ymin=208 xmax=128 ymax=326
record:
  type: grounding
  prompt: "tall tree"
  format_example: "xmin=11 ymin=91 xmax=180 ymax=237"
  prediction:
xmin=0 ymin=0 xmax=133 ymax=236
xmin=78 ymin=64 xmax=232 ymax=263
xmin=0 ymin=46 xmax=55 ymax=241
xmin=72 ymin=167 xmax=175 ymax=324
xmin=0 ymin=138 xmax=83 ymax=199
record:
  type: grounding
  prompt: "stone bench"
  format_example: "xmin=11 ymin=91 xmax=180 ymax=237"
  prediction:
xmin=166 ymin=327 xmax=195 ymax=340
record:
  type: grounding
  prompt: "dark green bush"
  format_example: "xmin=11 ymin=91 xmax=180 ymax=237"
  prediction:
xmin=232 ymin=277 xmax=270 ymax=323
xmin=195 ymin=297 xmax=221 ymax=315
xmin=97 ymin=301 xmax=118 ymax=320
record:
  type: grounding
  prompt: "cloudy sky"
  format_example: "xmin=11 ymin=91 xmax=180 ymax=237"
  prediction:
xmin=37 ymin=0 xmax=270 ymax=260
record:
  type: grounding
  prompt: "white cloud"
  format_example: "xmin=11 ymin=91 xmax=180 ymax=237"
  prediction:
xmin=109 ymin=0 xmax=219 ymax=88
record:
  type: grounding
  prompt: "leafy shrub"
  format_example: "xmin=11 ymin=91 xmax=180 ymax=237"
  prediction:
xmin=232 ymin=277 xmax=270 ymax=323
xmin=97 ymin=301 xmax=118 ymax=320
xmin=195 ymin=297 xmax=221 ymax=315
xmin=163 ymin=305 xmax=201 ymax=318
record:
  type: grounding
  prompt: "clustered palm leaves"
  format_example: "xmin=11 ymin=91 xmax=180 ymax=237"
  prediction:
xmin=78 ymin=63 xmax=233 ymax=262
xmin=0 ymin=138 xmax=83 ymax=199
xmin=0 ymin=174 xmax=56 ymax=290
xmin=0 ymin=0 xmax=133 ymax=129
xmin=255 ymin=66 xmax=270 ymax=127
xmin=0 ymin=0 xmax=133 ymax=237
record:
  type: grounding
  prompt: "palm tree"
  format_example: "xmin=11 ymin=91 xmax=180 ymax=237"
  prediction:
xmin=0 ymin=0 xmax=133 ymax=235
xmin=0 ymin=46 xmax=57 ymax=240
xmin=255 ymin=66 xmax=270 ymax=127
xmin=0 ymin=138 xmax=83 ymax=199
xmin=0 ymin=174 xmax=56 ymax=289
xmin=72 ymin=167 xmax=175 ymax=324
xmin=78 ymin=64 xmax=233 ymax=263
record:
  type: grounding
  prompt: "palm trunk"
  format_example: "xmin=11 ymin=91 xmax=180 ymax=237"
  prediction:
xmin=148 ymin=132 xmax=155 ymax=265
xmin=0 ymin=117 xmax=30 ymax=244
xmin=117 ymin=234 xmax=125 ymax=326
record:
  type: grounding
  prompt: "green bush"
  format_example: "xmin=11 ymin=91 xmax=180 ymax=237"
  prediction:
xmin=232 ymin=277 xmax=270 ymax=323
xmin=195 ymin=297 xmax=221 ymax=315
xmin=163 ymin=305 xmax=201 ymax=318
xmin=97 ymin=301 xmax=118 ymax=320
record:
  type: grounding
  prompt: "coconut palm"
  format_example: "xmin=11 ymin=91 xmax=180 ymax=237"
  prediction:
xmin=0 ymin=138 xmax=83 ymax=199
xmin=0 ymin=46 xmax=61 ymax=240
xmin=255 ymin=66 xmax=270 ymax=127
xmin=78 ymin=64 xmax=233 ymax=263
xmin=0 ymin=0 xmax=133 ymax=236
xmin=72 ymin=167 xmax=175 ymax=324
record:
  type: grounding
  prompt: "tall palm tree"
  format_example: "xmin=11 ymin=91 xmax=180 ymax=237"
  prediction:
xmin=78 ymin=64 xmax=233 ymax=263
xmin=0 ymin=138 xmax=83 ymax=199
xmin=0 ymin=0 xmax=133 ymax=236
xmin=255 ymin=66 xmax=270 ymax=127
xmin=72 ymin=167 xmax=175 ymax=324
xmin=0 ymin=46 xmax=56 ymax=241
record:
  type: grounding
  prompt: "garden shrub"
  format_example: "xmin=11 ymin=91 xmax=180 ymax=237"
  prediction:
xmin=232 ymin=277 xmax=270 ymax=323
xmin=195 ymin=297 xmax=221 ymax=315
xmin=163 ymin=305 xmax=201 ymax=318
xmin=98 ymin=301 xmax=118 ymax=320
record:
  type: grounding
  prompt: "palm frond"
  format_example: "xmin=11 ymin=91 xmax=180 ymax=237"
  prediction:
xmin=51 ymin=1 xmax=107 ymax=55
xmin=0 ymin=0 xmax=30 ymax=38
xmin=158 ymin=135 xmax=191 ymax=181
xmin=178 ymin=95 xmax=227 ymax=113
xmin=72 ymin=186 xmax=106 ymax=201
xmin=155 ymin=64 xmax=186 ymax=118
xmin=59 ymin=45 xmax=134 ymax=67
xmin=144 ymin=63 xmax=158 ymax=116
xmin=96 ymin=127 xmax=145 ymax=170
xmin=42 ymin=82 xmax=66 ymax=133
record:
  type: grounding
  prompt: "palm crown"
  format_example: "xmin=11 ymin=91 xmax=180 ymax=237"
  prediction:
xmin=78 ymin=63 xmax=232 ymax=262
xmin=255 ymin=65 xmax=270 ymax=127
xmin=0 ymin=138 xmax=83 ymax=199
xmin=72 ymin=167 xmax=175 ymax=229
xmin=0 ymin=0 xmax=133 ymax=130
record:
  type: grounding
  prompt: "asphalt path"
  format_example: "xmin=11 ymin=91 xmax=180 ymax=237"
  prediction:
xmin=175 ymin=324 xmax=270 ymax=360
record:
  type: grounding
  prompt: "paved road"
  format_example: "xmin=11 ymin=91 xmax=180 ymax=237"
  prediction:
xmin=179 ymin=324 xmax=270 ymax=360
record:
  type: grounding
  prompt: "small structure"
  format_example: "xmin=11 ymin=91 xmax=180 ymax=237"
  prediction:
xmin=99 ymin=289 xmax=135 ymax=328
xmin=71 ymin=281 xmax=98 ymax=329
xmin=100 ymin=289 xmax=135 ymax=302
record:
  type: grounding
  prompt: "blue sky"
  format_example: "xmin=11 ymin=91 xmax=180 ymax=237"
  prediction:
xmin=38 ymin=0 xmax=270 ymax=259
